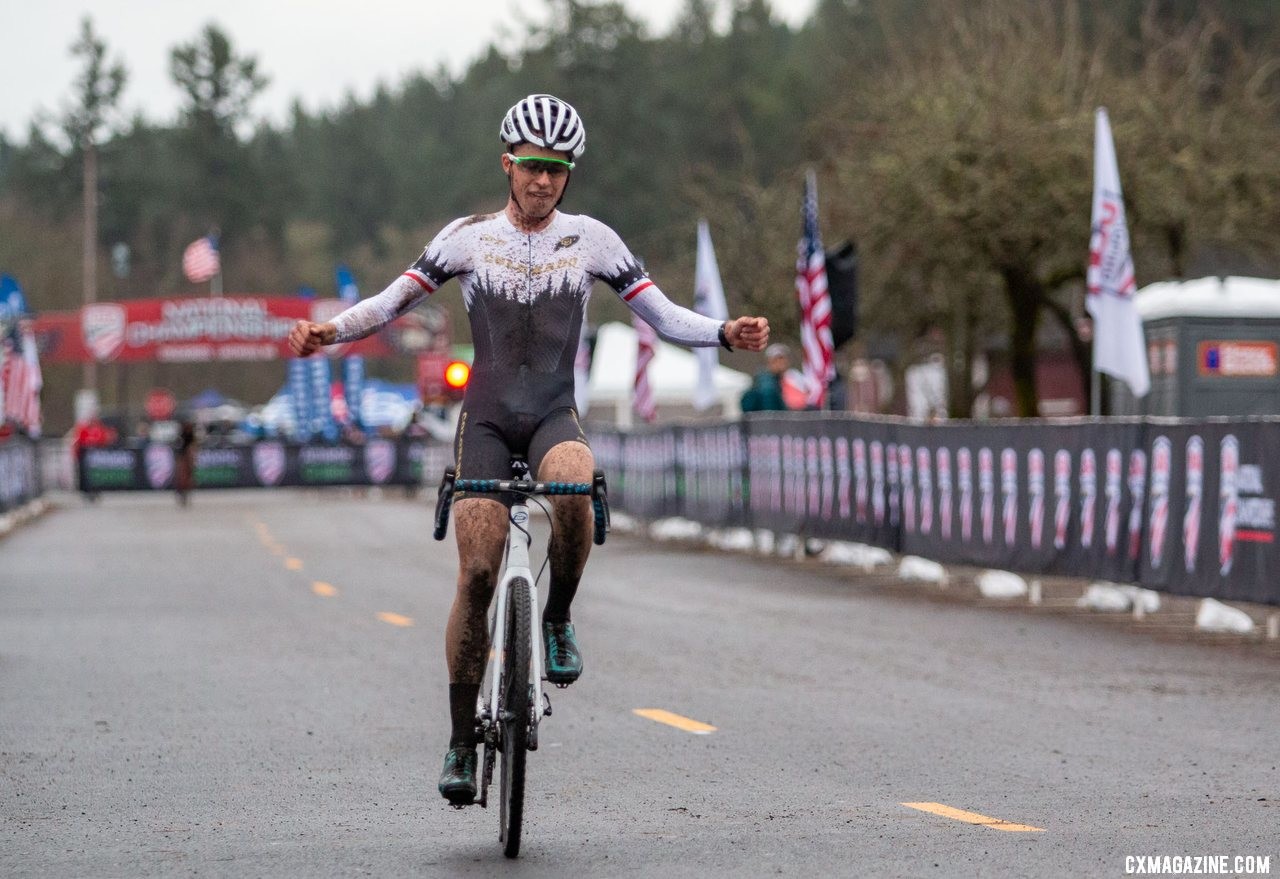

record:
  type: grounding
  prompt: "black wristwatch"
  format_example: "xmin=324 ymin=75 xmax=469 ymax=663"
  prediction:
xmin=718 ymin=323 xmax=733 ymax=351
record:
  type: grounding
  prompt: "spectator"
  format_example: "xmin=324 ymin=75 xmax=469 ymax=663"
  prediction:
xmin=174 ymin=419 xmax=197 ymax=506
xmin=70 ymin=416 xmax=118 ymax=452
xmin=69 ymin=416 xmax=118 ymax=501
xmin=741 ymin=343 xmax=790 ymax=412
xmin=740 ymin=343 xmax=814 ymax=412
xmin=846 ymin=354 xmax=895 ymax=415
xmin=905 ymin=352 xmax=949 ymax=421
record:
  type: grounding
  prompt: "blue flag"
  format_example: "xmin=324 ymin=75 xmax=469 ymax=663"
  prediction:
xmin=0 ymin=275 xmax=24 ymax=342
xmin=286 ymin=286 xmax=318 ymax=439
xmin=335 ymin=264 xmax=365 ymax=429
xmin=288 ymin=358 xmax=312 ymax=440
xmin=335 ymin=265 xmax=358 ymax=305
xmin=308 ymin=355 xmax=338 ymax=442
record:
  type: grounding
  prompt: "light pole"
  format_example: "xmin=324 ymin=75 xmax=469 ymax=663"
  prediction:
xmin=82 ymin=134 xmax=98 ymax=394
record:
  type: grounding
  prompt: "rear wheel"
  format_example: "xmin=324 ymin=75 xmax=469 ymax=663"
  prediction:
xmin=499 ymin=578 xmax=531 ymax=858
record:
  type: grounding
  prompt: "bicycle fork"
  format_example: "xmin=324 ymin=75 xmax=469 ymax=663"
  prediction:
xmin=479 ymin=500 xmax=549 ymax=752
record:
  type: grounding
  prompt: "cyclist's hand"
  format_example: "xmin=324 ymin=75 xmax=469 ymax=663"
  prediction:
xmin=289 ymin=320 xmax=337 ymax=356
xmin=724 ymin=316 xmax=769 ymax=352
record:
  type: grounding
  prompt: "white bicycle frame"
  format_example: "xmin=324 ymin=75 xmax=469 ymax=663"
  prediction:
xmin=478 ymin=498 xmax=548 ymax=737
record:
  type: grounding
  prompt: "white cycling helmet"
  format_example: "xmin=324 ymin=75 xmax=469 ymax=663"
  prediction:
xmin=500 ymin=94 xmax=586 ymax=159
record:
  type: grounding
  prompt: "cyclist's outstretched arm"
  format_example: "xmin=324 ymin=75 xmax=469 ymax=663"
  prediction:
xmin=288 ymin=274 xmax=434 ymax=356
xmin=589 ymin=217 xmax=769 ymax=352
xmin=288 ymin=218 xmax=468 ymax=357
xmin=624 ymin=286 xmax=769 ymax=352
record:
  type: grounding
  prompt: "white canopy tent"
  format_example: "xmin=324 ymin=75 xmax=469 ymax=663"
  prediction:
xmin=585 ymin=321 xmax=752 ymax=427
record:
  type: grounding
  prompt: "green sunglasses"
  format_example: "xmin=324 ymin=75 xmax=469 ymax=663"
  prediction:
xmin=505 ymin=153 xmax=575 ymax=176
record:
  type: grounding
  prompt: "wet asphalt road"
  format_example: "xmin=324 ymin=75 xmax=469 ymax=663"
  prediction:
xmin=2 ymin=490 xmax=1277 ymax=878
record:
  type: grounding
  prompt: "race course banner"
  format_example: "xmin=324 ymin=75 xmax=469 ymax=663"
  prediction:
xmin=78 ymin=439 xmax=454 ymax=492
xmin=34 ymin=297 xmax=443 ymax=363
xmin=591 ymin=414 xmax=1280 ymax=607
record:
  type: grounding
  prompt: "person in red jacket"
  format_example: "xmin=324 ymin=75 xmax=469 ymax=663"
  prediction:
xmin=70 ymin=417 xmax=118 ymax=498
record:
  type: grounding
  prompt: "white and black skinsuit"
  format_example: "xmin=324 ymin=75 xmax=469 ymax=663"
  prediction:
xmin=330 ymin=209 xmax=725 ymax=479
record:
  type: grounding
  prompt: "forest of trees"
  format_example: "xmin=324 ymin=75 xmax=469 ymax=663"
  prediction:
xmin=2 ymin=0 xmax=1278 ymax=425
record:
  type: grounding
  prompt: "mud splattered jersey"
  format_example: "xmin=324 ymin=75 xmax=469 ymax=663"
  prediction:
xmin=331 ymin=210 xmax=723 ymax=415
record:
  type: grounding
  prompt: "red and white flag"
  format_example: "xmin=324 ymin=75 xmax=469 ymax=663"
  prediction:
xmin=2 ymin=326 xmax=42 ymax=436
xmin=633 ymin=316 xmax=657 ymax=423
xmin=0 ymin=342 xmax=7 ymax=423
xmin=797 ymin=169 xmax=834 ymax=408
xmin=182 ymin=235 xmax=221 ymax=284
xmin=1087 ymin=108 xmax=1150 ymax=397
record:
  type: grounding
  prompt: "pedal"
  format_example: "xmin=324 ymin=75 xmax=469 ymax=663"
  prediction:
xmin=555 ymin=681 xmax=570 ymax=690
xmin=542 ymin=692 xmax=553 ymax=716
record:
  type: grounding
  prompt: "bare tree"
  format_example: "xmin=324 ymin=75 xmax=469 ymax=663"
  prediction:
xmin=1111 ymin=9 xmax=1280 ymax=279
xmin=168 ymin=25 xmax=269 ymax=275
xmin=64 ymin=17 xmax=126 ymax=392
xmin=817 ymin=0 xmax=1280 ymax=415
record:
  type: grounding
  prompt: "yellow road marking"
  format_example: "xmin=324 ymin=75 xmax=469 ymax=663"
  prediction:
xmin=311 ymin=582 xmax=338 ymax=597
xmin=902 ymin=802 xmax=1045 ymax=832
xmin=632 ymin=708 xmax=716 ymax=734
xmin=253 ymin=524 xmax=289 ymax=557
xmin=377 ymin=612 xmax=414 ymax=627
xmin=285 ymin=557 xmax=303 ymax=571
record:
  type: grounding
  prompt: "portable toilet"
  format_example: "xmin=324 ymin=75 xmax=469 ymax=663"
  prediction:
xmin=1111 ymin=276 xmax=1280 ymax=416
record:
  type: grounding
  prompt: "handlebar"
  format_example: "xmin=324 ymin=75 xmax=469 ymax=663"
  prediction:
xmin=454 ymin=479 xmax=593 ymax=495
xmin=432 ymin=466 xmax=456 ymax=541
xmin=432 ymin=467 xmax=610 ymax=546
xmin=591 ymin=470 xmax=610 ymax=546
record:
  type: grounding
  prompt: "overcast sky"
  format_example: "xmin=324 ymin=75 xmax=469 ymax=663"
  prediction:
xmin=3 ymin=0 xmax=817 ymax=142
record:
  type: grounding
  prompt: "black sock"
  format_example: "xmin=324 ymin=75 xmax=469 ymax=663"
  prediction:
xmin=543 ymin=579 xmax=577 ymax=625
xmin=449 ymin=683 xmax=480 ymax=747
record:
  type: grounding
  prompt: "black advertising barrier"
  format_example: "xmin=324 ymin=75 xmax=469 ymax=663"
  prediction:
xmin=77 ymin=439 xmax=455 ymax=492
xmin=1136 ymin=421 xmax=1278 ymax=606
xmin=677 ymin=422 xmax=748 ymax=529
xmin=589 ymin=414 xmax=1280 ymax=606
xmin=1 ymin=436 xmax=42 ymax=513
xmin=591 ymin=426 xmax=681 ymax=522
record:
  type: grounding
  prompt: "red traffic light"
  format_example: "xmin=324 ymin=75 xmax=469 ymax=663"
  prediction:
xmin=444 ymin=360 xmax=470 ymax=390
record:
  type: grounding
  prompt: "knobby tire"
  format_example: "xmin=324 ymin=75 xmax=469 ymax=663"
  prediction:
xmin=499 ymin=578 xmax=531 ymax=858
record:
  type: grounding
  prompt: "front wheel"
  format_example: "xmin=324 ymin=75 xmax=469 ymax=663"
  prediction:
xmin=499 ymin=577 xmax=531 ymax=858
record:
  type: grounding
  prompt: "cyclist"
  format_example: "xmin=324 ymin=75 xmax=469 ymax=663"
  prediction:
xmin=288 ymin=94 xmax=770 ymax=805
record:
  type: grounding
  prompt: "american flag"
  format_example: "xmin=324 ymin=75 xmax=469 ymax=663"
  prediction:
xmin=633 ymin=316 xmax=657 ymax=423
xmin=182 ymin=235 xmax=221 ymax=284
xmin=1 ymin=327 xmax=42 ymax=436
xmin=796 ymin=169 xmax=834 ymax=408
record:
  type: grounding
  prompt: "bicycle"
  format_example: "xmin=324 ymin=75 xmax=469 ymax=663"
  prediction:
xmin=432 ymin=456 xmax=609 ymax=858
